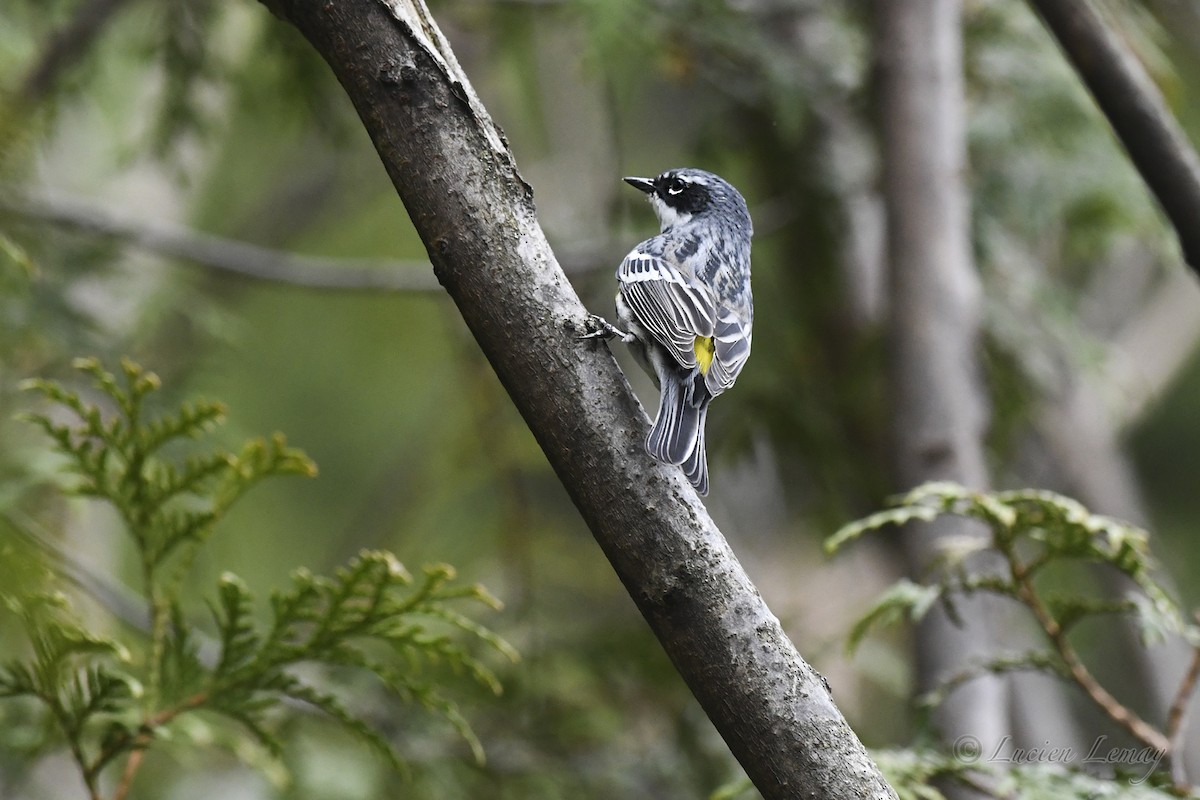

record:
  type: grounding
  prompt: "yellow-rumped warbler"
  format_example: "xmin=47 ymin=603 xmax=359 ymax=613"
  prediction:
xmin=582 ymin=168 xmax=753 ymax=496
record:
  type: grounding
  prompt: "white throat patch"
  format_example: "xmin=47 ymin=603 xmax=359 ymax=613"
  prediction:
xmin=650 ymin=193 xmax=693 ymax=231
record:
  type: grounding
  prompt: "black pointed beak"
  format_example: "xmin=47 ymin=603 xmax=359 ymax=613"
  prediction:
xmin=623 ymin=176 xmax=656 ymax=195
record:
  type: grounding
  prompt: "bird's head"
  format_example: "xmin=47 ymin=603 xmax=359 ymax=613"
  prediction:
xmin=624 ymin=168 xmax=751 ymax=236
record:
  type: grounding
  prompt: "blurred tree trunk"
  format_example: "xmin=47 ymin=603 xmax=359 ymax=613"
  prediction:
xmin=875 ymin=0 xmax=1010 ymax=755
xmin=254 ymin=0 xmax=897 ymax=796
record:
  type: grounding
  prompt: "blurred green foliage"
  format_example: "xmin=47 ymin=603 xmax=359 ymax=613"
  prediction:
xmin=2 ymin=0 xmax=1200 ymax=797
xmin=4 ymin=359 xmax=513 ymax=799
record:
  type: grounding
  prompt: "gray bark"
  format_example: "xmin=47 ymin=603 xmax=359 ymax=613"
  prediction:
xmin=875 ymin=0 xmax=1010 ymax=754
xmin=255 ymin=0 xmax=896 ymax=796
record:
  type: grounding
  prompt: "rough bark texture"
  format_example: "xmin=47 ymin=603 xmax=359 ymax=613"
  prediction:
xmin=876 ymin=0 xmax=1011 ymax=755
xmin=256 ymin=0 xmax=896 ymax=796
xmin=1028 ymin=0 xmax=1200 ymax=275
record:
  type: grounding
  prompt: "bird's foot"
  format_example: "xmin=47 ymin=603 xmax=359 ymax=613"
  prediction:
xmin=577 ymin=314 xmax=632 ymax=343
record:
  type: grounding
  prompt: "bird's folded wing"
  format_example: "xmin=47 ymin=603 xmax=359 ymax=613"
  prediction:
xmin=618 ymin=249 xmax=716 ymax=370
xmin=705 ymin=307 xmax=752 ymax=394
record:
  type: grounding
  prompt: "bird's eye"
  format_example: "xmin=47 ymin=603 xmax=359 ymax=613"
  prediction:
xmin=667 ymin=178 xmax=686 ymax=196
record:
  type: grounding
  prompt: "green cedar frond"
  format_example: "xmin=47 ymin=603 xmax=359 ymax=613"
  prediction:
xmin=11 ymin=359 xmax=511 ymax=790
xmin=274 ymin=677 xmax=409 ymax=776
xmin=990 ymin=489 xmax=1177 ymax=629
xmin=1045 ymin=595 xmax=1137 ymax=634
xmin=871 ymin=747 xmax=964 ymax=800
xmin=149 ymin=508 xmax=220 ymax=567
xmin=832 ymin=481 xmax=1200 ymax=783
xmin=19 ymin=359 xmax=320 ymax=604
xmin=141 ymin=452 xmax=234 ymax=513
xmin=0 ymin=591 xmax=141 ymax=784
xmin=1128 ymin=592 xmax=1198 ymax=648
xmin=827 ymin=481 xmax=1189 ymax=640
xmin=201 ymin=702 xmax=286 ymax=761
xmin=0 ymin=661 xmax=40 ymax=698
xmin=825 ymin=504 xmax=940 ymax=555
xmin=915 ymin=651 xmax=1070 ymax=714
xmin=874 ymin=748 xmax=1182 ymax=800
xmin=10 ymin=592 xmax=131 ymax=681
xmin=158 ymin=603 xmax=208 ymax=705
xmin=61 ymin=666 xmax=138 ymax=737
xmin=137 ymin=400 xmax=228 ymax=458
xmin=954 ymin=574 xmax=1016 ymax=596
xmin=209 ymin=574 xmax=262 ymax=681
xmin=199 ymin=551 xmax=515 ymax=769
xmin=996 ymin=763 xmax=1179 ymax=799
xmin=708 ymin=776 xmax=757 ymax=800
xmin=846 ymin=579 xmax=942 ymax=655
xmin=417 ymin=606 xmax=518 ymax=691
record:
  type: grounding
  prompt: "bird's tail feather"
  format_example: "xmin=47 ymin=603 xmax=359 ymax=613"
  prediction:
xmin=646 ymin=376 xmax=710 ymax=495
xmin=680 ymin=405 xmax=709 ymax=496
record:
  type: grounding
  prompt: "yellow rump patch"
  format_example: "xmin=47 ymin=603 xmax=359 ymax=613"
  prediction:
xmin=694 ymin=336 xmax=715 ymax=375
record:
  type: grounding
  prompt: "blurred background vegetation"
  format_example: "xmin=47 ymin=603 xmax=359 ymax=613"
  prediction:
xmin=2 ymin=0 xmax=1200 ymax=798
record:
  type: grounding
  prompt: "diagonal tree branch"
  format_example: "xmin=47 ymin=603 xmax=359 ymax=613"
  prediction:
xmin=253 ymin=0 xmax=895 ymax=796
xmin=1027 ymin=0 xmax=1200 ymax=275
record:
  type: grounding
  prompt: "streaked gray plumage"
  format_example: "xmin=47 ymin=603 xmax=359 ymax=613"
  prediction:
xmin=584 ymin=168 xmax=753 ymax=495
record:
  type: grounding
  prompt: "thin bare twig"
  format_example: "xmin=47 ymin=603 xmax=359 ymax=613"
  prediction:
xmin=1027 ymin=0 xmax=1200 ymax=274
xmin=1167 ymin=631 xmax=1200 ymax=747
xmin=0 ymin=191 xmax=440 ymax=291
xmin=101 ymin=691 xmax=208 ymax=800
xmin=0 ymin=190 xmax=612 ymax=291
xmin=1165 ymin=613 xmax=1200 ymax=788
xmin=111 ymin=748 xmax=144 ymax=800
xmin=1008 ymin=555 xmax=1170 ymax=753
